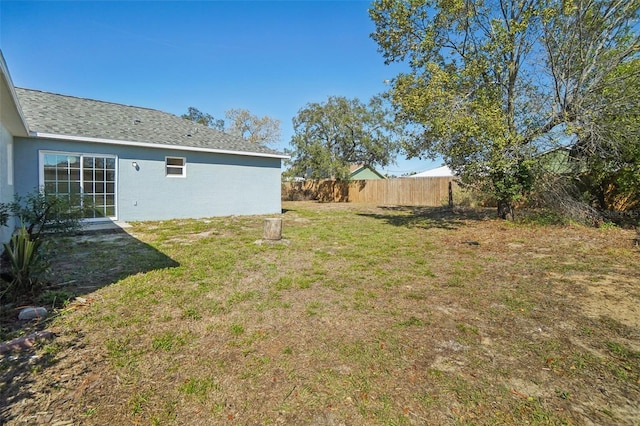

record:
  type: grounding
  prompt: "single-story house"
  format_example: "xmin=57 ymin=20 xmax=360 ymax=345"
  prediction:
xmin=407 ymin=165 xmax=454 ymax=177
xmin=0 ymin=51 xmax=288 ymax=244
xmin=349 ymin=164 xmax=385 ymax=180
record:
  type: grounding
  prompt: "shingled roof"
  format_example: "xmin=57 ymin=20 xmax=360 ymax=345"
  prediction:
xmin=15 ymin=88 xmax=286 ymax=158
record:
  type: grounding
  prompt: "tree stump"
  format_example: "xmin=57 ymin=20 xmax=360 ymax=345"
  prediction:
xmin=263 ymin=218 xmax=282 ymax=240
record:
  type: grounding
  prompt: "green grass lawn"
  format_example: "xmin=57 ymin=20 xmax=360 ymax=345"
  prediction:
xmin=1 ymin=201 xmax=639 ymax=425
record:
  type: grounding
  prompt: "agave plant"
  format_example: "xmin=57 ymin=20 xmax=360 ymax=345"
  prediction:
xmin=1 ymin=225 xmax=49 ymax=302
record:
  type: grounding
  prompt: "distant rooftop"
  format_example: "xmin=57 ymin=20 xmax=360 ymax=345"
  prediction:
xmin=409 ymin=165 xmax=454 ymax=177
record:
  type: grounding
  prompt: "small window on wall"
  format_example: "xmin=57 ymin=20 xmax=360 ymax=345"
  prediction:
xmin=166 ymin=157 xmax=186 ymax=177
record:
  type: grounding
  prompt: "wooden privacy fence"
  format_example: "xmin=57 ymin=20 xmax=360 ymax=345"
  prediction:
xmin=282 ymin=177 xmax=458 ymax=206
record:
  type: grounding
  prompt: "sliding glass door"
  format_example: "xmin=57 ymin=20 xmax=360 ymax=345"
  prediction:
xmin=41 ymin=152 xmax=117 ymax=220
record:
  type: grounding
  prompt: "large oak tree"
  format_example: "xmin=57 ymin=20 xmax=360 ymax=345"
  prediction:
xmin=370 ymin=0 xmax=639 ymax=218
xmin=286 ymin=96 xmax=401 ymax=181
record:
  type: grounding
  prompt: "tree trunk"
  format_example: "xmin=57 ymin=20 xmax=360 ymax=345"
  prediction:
xmin=263 ymin=218 xmax=282 ymax=240
xmin=497 ymin=199 xmax=515 ymax=221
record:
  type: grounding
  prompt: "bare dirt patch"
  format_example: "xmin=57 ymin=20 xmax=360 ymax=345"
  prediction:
xmin=548 ymin=271 xmax=640 ymax=330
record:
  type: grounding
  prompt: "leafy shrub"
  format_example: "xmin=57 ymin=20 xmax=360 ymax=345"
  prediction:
xmin=0 ymin=188 xmax=86 ymax=302
xmin=4 ymin=188 xmax=85 ymax=240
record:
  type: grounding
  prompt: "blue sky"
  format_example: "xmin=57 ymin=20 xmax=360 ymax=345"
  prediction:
xmin=0 ymin=0 xmax=441 ymax=175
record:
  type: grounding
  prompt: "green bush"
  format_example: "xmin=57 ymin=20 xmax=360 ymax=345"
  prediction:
xmin=5 ymin=189 xmax=85 ymax=240
xmin=1 ymin=188 xmax=88 ymax=303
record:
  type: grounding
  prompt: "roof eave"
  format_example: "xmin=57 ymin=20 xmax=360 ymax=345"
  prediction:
xmin=370 ymin=168 xmax=386 ymax=179
xmin=31 ymin=132 xmax=291 ymax=160
xmin=0 ymin=51 xmax=29 ymax=136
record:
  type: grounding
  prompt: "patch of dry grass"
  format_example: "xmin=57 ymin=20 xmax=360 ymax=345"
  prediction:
xmin=1 ymin=201 xmax=639 ymax=425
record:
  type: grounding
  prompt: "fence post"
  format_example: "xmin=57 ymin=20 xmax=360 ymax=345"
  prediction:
xmin=448 ymin=181 xmax=453 ymax=208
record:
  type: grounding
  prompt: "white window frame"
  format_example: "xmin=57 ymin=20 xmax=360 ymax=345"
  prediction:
xmin=165 ymin=156 xmax=186 ymax=178
xmin=38 ymin=150 xmax=118 ymax=222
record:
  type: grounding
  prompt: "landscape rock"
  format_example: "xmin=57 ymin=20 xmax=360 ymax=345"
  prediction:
xmin=0 ymin=330 xmax=54 ymax=354
xmin=18 ymin=306 xmax=48 ymax=321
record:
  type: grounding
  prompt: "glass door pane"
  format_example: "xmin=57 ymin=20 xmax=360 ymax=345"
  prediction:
xmin=42 ymin=152 xmax=117 ymax=220
xmin=81 ymin=155 xmax=117 ymax=219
